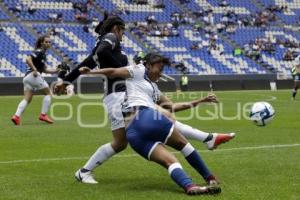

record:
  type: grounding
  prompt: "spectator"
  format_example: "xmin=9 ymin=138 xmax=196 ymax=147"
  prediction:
xmin=146 ymin=14 xmax=157 ymax=25
xmin=180 ymin=74 xmax=189 ymax=91
xmin=219 ymin=0 xmax=229 ymax=7
xmin=283 ymin=50 xmax=297 ymax=61
xmin=132 ymin=0 xmax=148 ymax=4
xmin=153 ymin=0 xmax=165 ymax=8
xmin=48 ymin=12 xmax=63 ymax=23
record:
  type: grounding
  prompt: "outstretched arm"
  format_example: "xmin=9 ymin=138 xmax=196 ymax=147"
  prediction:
xmin=79 ymin=66 xmax=131 ymax=79
xmin=158 ymin=93 xmax=218 ymax=113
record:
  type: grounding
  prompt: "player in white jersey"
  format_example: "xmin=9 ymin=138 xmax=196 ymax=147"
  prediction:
xmin=75 ymin=52 xmax=235 ymax=185
xmin=11 ymin=35 xmax=58 ymax=125
xmin=78 ymin=52 xmax=229 ymax=195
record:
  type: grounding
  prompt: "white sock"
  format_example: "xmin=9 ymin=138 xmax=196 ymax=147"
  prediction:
xmin=41 ymin=95 xmax=51 ymax=114
xmin=181 ymin=143 xmax=195 ymax=157
xmin=83 ymin=143 xmax=116 ymax=171
xmin=175 ymin=121 xmax=209 ymax=142
xmin=15 ymin=99 xmax=28 ymax=117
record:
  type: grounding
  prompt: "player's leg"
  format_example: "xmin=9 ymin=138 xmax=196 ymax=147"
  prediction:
xmin=157 ymin=105 xmax=235 ymax=150
xmin=125 ymin=109 xmax=212 ymax=195
xmin=11 ymin=89 xmax=33 ymax=125
xmin=166 ymin=128 xmax=219 ymax=185
xmin=81 ymin=92 xmax=127 ymax=170
xmin=75 ymin=93 xmax=127 ymax=183
xmin=292 ymin=80 xmax=300 ymax=100
xmin=174 ymin=121 xmax=235 ymax=150
xmin=81 ymin=128 xmax=126 ymax=171
xmin=11 ymin=74 xmax=36 ymax=125
xmin=149 ymin=144 xmax=211 ymax=195
xmin=38 ymin=87 xmax=53 ymax=123
xmin=75 ymin=128 xmax=126 ymax=184
xmin=129 ymin=107 xmax=219 ymax=187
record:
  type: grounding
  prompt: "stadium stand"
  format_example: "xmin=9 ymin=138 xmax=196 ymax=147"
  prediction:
xmin=0 ymin=0 xmax=300 ymax=77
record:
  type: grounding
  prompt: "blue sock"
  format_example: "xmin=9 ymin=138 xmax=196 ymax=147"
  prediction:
xmin=185 ymin=150 xmax=212 ymax=180
xmin=169 ymin=163 xmax=193 ymax=189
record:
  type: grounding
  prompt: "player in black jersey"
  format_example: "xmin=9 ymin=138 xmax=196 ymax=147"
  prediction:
xmin=54 ymin=12 xmax=126 ymax=94
xmin=56 ymin=58 xmax=74 ymax=96
xmin=72 ymin=14 xmax=129 ymax=184
xmin=11 ymin=35 xmax=58 ymax=125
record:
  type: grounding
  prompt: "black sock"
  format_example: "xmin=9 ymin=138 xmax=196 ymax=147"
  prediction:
xmin=80 ymin=168 xmax=90 ymax=173
xmin=203 ymin=134 xmax=213 ymax=143
xmin=292 ymin=88 xmax=297 ymax=99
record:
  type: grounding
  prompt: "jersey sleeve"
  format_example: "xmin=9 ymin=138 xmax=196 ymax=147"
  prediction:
xmin=30 ymin=49 xmax=44 ymax=60
xmin=102 ymin=33 xmax=118 ymax=50
xmin=95 ymin=33 xmax=123 ymax=68
xmin=125 ymin=64 xmax=145 ymax=80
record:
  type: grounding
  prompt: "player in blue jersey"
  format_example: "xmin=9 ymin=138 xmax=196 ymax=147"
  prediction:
xmin=78 ymin=53 xmax=225 ymax=195
xmin=11 ymin=35 xmax=58 ymax=125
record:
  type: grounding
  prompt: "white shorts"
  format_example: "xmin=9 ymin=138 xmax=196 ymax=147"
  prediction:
xmin=23 ymin=72 xmax=49 ymax=91
xmin=103 ymin=92 xmax=126 ymax=131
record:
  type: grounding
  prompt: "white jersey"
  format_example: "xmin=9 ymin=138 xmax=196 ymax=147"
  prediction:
xmin=124 ymin=64 xmax=161 ymax=109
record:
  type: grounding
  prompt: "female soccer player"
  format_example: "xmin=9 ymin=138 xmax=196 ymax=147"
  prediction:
xmin=72 ymin=14 xmax=234 ymax=185
xmin=11 ymin=35 xmax=58 ymax=125
xmin=78 ymin=53 xmax=223 ymax=195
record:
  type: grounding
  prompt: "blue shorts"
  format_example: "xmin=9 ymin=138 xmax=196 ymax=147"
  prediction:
xmin=126 ymin=107 xmax=174 ymax=160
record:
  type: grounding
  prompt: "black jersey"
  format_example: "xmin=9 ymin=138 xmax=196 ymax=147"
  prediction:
xmin=25 ymin=49 xmax=47 ymax=76
xmin=94 ymin=33 xmax=128 ymax=95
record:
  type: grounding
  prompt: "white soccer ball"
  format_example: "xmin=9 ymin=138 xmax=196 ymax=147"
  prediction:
xmin=249 ymin=102 xmax=275 ymax=126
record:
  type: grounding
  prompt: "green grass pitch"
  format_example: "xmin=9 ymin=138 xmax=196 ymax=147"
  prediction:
xmin=0 ymin=90 xmax=299 ymax=200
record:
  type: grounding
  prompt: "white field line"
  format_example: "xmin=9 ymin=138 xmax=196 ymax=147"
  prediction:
xmin=0 ymin=143 xmax=299 ymax=165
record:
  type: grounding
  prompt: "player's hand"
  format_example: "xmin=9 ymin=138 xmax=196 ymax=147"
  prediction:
xmin=79 ymin=67 xmax=90 ymax=74
xmin=33 ymin=71 xmax=38 ymax=77
xmin=201 ymin=94 xmax=219 ymax=103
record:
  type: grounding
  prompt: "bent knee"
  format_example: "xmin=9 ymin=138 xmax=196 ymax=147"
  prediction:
xmin=111 ymin=141 xmax=128 ymax=152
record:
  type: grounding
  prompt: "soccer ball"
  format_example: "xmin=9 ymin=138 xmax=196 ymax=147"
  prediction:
xmin=249 ymin=102 xmax=275 ymax=126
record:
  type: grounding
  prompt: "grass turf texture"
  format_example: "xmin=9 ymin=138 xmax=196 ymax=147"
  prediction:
xmin=0 ymin=90 xmax=299 ymax=200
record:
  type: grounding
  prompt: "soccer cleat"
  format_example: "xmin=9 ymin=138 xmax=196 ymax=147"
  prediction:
xmin=75 ymin=169 xmax=98 ymax=184
xmin=206 ymin=175 xmax=220 ymax=185
xmin=185 ymin=184 xmax=209 ymax=195
xmin=207 ymin=184 xmax=222 ymax=194
xmin=11 ymin=115 xmax=20 ymax=125
xmin=39 ymin=114 xmax=53 ymax=124
xmin=206 ymin=133 xmax=235 ymax=150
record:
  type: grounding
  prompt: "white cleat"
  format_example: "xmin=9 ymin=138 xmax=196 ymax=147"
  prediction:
xmin=206 ymin=133 xmax=235 ymax=150
xmin=75 ymin=169 xmax=98 ymax=184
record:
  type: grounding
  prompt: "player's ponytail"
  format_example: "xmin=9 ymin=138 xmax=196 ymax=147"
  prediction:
xmin=94 ymin=11 xmax=109 ymax=35
xmin=95 ymin=13 xmax=125 ymax=37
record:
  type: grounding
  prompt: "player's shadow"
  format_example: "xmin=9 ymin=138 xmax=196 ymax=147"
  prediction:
xmin=97 ymin=176 xmax=183 ymax=194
